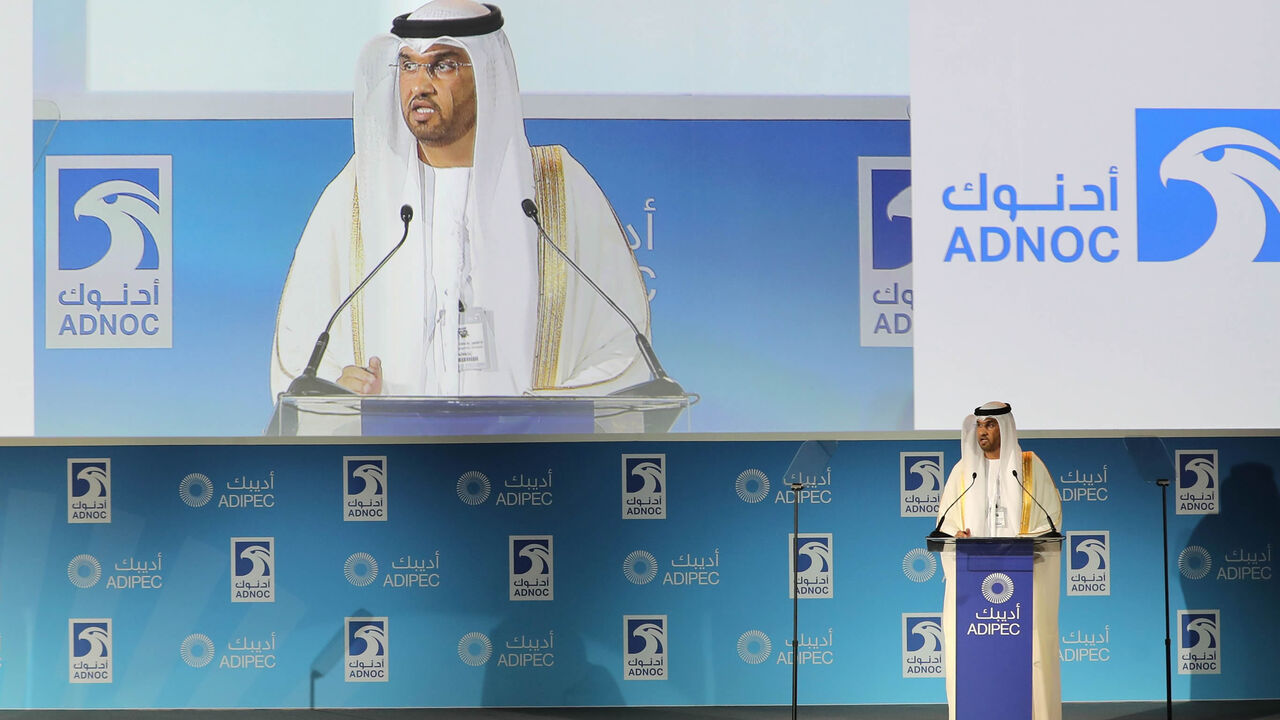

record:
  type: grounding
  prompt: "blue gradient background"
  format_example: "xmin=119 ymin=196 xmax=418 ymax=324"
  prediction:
xmin=33 ymin=118 xmax=911 ymax=437
xmin=1 ymin=435 xmax=1276 ymax=708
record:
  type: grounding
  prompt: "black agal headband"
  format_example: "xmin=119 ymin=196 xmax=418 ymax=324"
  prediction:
xmin=974 ymin=403 xmax=1012 ymax=417
xmin=391 ymin=4 xmax=504 ymax=38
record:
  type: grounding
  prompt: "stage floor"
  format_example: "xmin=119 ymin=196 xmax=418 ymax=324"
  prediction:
xmin=3 ymin=701 xmax=1280 ymax=720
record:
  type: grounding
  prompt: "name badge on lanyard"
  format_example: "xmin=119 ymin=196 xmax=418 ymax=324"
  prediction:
xmin=458 ymin=306 xmax=496 ymax=372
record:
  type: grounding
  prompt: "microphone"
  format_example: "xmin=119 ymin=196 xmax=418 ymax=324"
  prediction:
xmin=285 ymin=205 xmax=414 ymax=396
xmin=928 ymin=472 xmax=976 ymax=539
xmin=521 ymin=199 xmax=684 ymax=397
xmin=1013 ymin=469 xmax=1062 ymax=538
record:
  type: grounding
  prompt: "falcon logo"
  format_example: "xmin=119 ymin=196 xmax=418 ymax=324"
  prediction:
xmin=902 ymin=613 xmax=945 ymax=677
xmin=1175 ymin=450 xmax=1219 ymax=515
xmin=45 ymin=156 xmax=173 ymax=348
xmin=509 ymin=535 xmax=554 ymax=601
xmin=69 ymin=619 xmax=112 ymax=683
xmin=231 ymin=537 xmax=275 ymax=603
xmin=67 ymin=180 xmax=161 ymax=271
xmin=1177 ymin=610 xmax=1221 ymax=674
xmin=67 ymin=458 xmax=111 ymax=523
xmin=1067 ymin=531 xmax=1111 ymax=596
xmin=344 ymin=456 xmax=387 ymax=521
xmin=901 ymin=452 xmax=943 ymax=516
xmin=345 ymin=617 xmax=389 ymax=682
xmin=788 ymin=533 xmax=834 ymax=599
xmin=1136 ymin=111 xmax=1280 ymax=262
xmin=859 ymin=156 xmax=914 ymax=347
xmin=622 ymin=454 xmax=666 ymax=518
xmin=623 ymin=615 xmax=668 ymax=680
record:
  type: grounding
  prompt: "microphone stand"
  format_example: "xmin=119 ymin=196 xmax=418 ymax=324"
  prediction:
xmin=286 ymin=205 xmax=414 ymax=396
xmin=1158 ymin=477 xmax=1172 ymax=720
xmin=521 ymin=199 xmax=685 ymax=398
xmin=790 ymin=478 xmax=802 ymax=720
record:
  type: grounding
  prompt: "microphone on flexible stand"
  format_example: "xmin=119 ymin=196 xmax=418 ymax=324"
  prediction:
xmin=929 ymin=472 xmax=976 ymax=539
xmin=521 ymin=198 xmax=685 ymax=397
xmin=1013 ymin=469 xmax=1063 ymax=538
xmin=285 ymin=205 xmax=414 ymax=396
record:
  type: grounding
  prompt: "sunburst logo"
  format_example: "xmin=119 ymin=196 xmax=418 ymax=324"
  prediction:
xmin=736 ymin=469 xmax=770 ymax=503
xmin=622 ymin=550 xmax=659 ymax=585
xmin=457 ymin=471 xmax=491 ymax=505
xmin=179 ymin=473 xmax=214 ymax=508
xmin=902 ymin=548 xmax=937 ymax=583
xmin=457 ymin=632 xmax=493 ymax=666
xmin=736 ymin=630 xmax=772 ymax=664
xmin=1178 ymin=545 xmax=1213 ymax=580
xmin=180 ymin=634 xmax=215 ymax=668
xmin=67 ymin=554 xmax=102 ymax=589
xmin=980 ymin=573 xmax=1014 ymax=604
xmin=344 ymin=552 xmax=379 ymax=587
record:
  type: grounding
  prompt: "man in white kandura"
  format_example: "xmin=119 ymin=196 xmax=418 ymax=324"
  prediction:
xmin=936 ymin=401 xmax=1063 ymax=720
xmin=271 ymin=0 xmax=650 ymax=397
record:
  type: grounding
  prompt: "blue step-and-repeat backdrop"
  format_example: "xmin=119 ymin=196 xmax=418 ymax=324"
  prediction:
xmin=1 ymin=433 xmax=1276 ymax=709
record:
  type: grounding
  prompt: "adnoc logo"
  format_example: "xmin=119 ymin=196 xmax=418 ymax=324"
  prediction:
xmin=622 ymin=454 xmax=666 ymax=519
xmin=1177 ymin=610 xmax=1220 ymax=675
xmin=623 ymin=615 xmax=668 ymax=680
xmin=901 ymin=452 xmax=943 ymax=517
xmin=509 ymin=535 xmax=553 ymax=601
xmin=858 ymin=156 xmax=913 ymax=346
xmin=788 ymin=533 xmax=834 ymax=599
xmin=902 ymin=613 xmax=945 ymax=677
xmin=1175 ymin=450 xmax=1219 ymax=515
xmin=67 ymin=458 xmax=111 ymax=523
xmin=1066 ymin=531 xmax=1111 ymax=596
xmin=343 ymin=456 xmax=387 ymax=521
xmin=345 ymin=617 xmax=389 ymax=682
xmin=45 ymin=155 xmax=173 ymax=348
xmin=1136 ymin=109 xmax=1280 ymax=263
xmin=69 ymin=619 xmax=112 ymax=683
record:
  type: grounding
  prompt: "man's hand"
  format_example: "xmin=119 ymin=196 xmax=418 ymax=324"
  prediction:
xmin=955 ymin=528 xmax=972 ymax=538
xmin=338 ymin=356 xmax=383 ymax=395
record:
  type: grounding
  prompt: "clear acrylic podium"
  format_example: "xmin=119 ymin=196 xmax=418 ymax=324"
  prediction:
xmin=265 ymin=394 xmax=691 ymax=436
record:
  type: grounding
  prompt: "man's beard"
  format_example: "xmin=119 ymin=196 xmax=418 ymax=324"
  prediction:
xmin=408 ymin=100 xmax=476 ymax=148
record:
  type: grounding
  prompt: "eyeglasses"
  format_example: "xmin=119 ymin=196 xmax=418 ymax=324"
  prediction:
xmin=390 ymin=59 xmax=473 ymax=80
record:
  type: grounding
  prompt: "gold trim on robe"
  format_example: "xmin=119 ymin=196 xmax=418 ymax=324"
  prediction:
xmin=349 ymin=184 xmax=366 ymax=368
xmin=530 ymin=145 xmax=569 ymax=389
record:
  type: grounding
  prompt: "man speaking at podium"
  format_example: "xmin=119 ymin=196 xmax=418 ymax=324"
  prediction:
xmin=936 ymin=402 xmax=1063 ymax=720
xmin=271 ymin=0 xmax=651 ymax=398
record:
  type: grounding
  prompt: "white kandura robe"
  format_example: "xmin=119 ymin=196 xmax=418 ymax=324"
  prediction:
xmin=270 ymin=147 xmax=650 ymax=398
xmin=937 ymin=451 xmax=1063 ymax=720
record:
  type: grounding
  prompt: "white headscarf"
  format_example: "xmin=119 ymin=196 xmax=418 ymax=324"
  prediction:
xmin=956 ymin=401 xmax=1026 ymax=536
xmin=350 ymin=0 xmax=538 ymax=394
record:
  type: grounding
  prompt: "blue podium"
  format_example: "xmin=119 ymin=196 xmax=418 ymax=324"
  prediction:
xmin=929 ymin=536 xmax=1061 ymax=720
